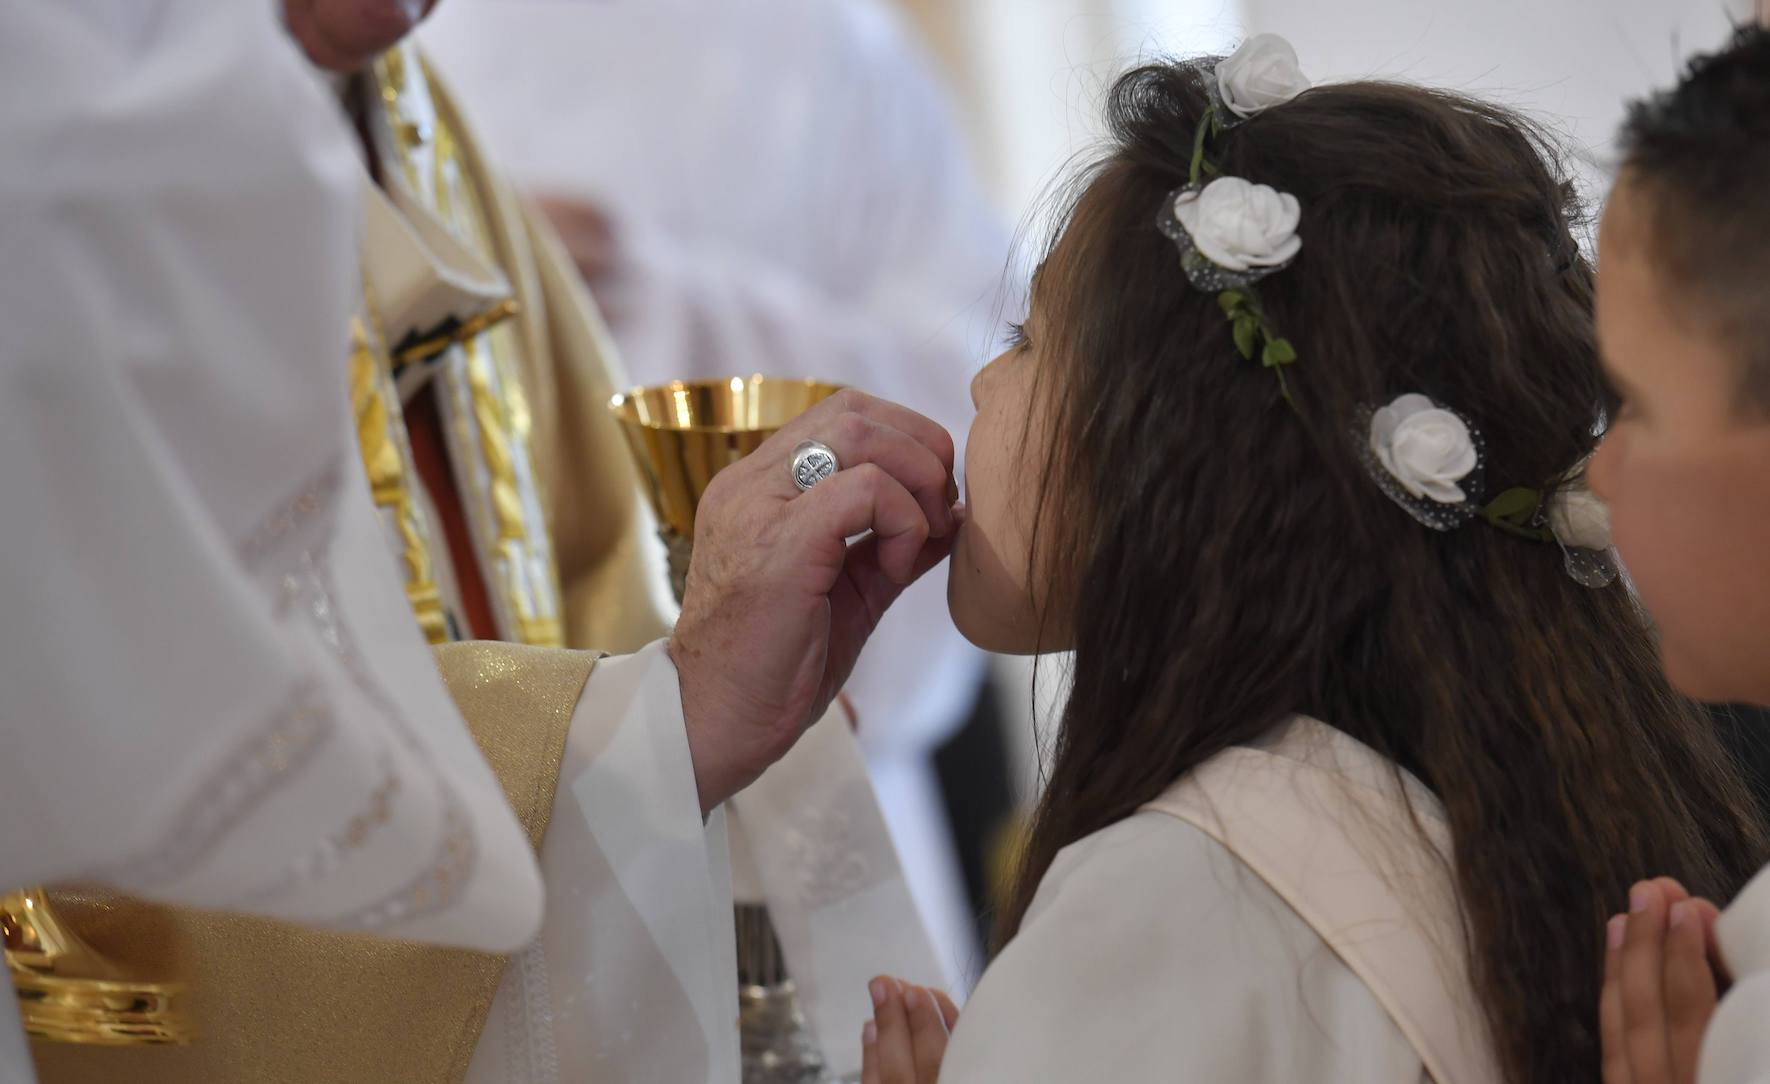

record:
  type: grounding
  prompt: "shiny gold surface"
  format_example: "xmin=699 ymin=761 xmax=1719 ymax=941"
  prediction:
xmin=390 ymin=299 xmax=522 ymax=369
xmin=609 ymin=376 xmax=843 ymax=540
xmin=3 ymin=888 xmax=191 ymax=1046
xmin=350 ymin=306 xmax=451 ymax=645
xmin=22 ymin=645 xmax=593 ymax=1083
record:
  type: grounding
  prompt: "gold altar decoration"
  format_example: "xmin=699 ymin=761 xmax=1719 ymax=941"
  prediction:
xmin=610 ymin=376 xmax=842 ymax=599
xmin=2 ymin=888 xmax=190 ymax=1046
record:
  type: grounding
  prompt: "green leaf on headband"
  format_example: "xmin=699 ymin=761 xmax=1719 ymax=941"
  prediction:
xmin=1218 ymin=290 xmax=1248 ymax=317
xmin=1482 ymin=487 xmax=1542 ymax=523
xmin=1233 ymin=315 xmax=1258 ymax=360
xmin=1262 ymin=338 xmax=1298 ymax=367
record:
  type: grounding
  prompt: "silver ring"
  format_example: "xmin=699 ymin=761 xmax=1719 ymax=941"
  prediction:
xmin=790 ymin=440 xmax=840 ymax=492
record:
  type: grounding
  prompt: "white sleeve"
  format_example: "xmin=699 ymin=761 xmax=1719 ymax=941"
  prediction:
xmin=938 ymin=813 xmax=1426 ymax=1084
xmin=1701 ymin=973 xmax=1770 ymax=1084
xmin=467 ymin=641 xmax=740 ymax=1084
xmin=0 ymin=0 xmax=540 ymax=951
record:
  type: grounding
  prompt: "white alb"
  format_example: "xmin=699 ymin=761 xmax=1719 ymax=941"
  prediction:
xmin=1370 ymin=394 xmax=1479 ymax=504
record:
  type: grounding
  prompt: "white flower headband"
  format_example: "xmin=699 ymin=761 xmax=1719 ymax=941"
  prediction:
xmin=1160 ymin=39 xmax=1617 ymax=587
xmin=1158 ymin=34 xmax=1311 ymax=404
xmin=1362 ymin=393 xmax=1619 ymax=587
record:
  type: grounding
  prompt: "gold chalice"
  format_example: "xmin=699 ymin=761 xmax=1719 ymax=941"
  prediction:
xmin=3 ymin=887 xmax=190 ymax=1045
xmin=610 ymin=375 xmax=842 ymax=603
xmin=611 ymin=375 xmax=842 ymax=1084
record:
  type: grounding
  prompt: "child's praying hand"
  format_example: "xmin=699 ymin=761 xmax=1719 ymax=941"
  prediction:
xmin=861 ymin=976 xmax=960 ymax=1084
xmin=1601 ymin=878 xmax=1728 ymax=1084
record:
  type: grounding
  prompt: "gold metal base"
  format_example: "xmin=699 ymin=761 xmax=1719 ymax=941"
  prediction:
xmin=3 ymin=889 xmax=192 ymax=1046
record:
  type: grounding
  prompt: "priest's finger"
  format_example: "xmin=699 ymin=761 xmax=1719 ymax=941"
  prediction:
xmin=787 ymin=464 xmax=931 ymax=585
xmin=761 ymin=388 xmax=956 ymax=483
xmin=1602 ymin=915 xmax=1633 ymax=1084
xmin=1663 ymin=900 xmax=1718 ymax=1084
xmin=903 ymin=984 xmax=951 ymax=1082
xmin=1620 ymin=881 xmax=1674 ymax=1084
xmin=799 ymin=409 xmax=956 ymax=536
xmin=869 ymin=977 xmax=918 ymax=1083
xmin=829 ymin=533 xmax=956 ymax=661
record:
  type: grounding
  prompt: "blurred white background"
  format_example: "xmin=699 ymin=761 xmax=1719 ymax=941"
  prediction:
xmin=907 ymin=0 xmax=1754 ymax=217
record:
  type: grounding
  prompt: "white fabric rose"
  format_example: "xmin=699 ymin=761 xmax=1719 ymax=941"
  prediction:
xmin=1217 ymin=34 xmax=1311 ymax=119
xmin=1548 ymin=488 xmax=1612 ymax=550
xmin=1369 ymin=394 xmax=1478 ymax=504
xmin=1172 ymin=178 xmax=1302 ymax=273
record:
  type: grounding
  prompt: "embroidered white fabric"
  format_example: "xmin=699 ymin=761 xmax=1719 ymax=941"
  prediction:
xmin=0 ymin=0 xmax=544 ymax=996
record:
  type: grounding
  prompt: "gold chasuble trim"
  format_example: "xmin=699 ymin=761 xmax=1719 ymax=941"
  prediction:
xmin=371 ymin=44 xmax=565 ymax=649
xmin=351 ymin=302 xmax=451 ymax=644
xmin=27 ymin=644 xmax=595 ymax=1084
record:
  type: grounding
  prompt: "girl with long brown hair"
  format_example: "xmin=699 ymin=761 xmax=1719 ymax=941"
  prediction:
xmin=859 ymin=37 xmax=1766 ymax=1084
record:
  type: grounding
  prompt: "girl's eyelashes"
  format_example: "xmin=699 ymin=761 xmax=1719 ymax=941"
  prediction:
xmin=1005 ymin=321 xmax=1030 ymax=350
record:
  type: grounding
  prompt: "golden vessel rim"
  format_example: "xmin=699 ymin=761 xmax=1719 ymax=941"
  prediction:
xmin=609 ymin=377 xmax=845 ymax=434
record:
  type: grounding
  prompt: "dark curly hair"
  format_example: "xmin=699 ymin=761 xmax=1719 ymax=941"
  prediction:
xmin=1617 ymin=24 xmax=1770 ymax=409
xmin=996 ymin=60 xmax=1769 ymax=1084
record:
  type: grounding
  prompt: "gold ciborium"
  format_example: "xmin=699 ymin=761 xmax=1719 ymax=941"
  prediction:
xmin=3 ymin=887 xmax=191 ymax=1045
xmin=610 ymin=375 xmax=843 ymax=601
xmin=611 ymin=375 xmax=842 ymax=1084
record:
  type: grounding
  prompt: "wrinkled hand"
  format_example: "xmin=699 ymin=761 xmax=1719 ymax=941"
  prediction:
xmin=862 ymin=976 xmax=960 ymax=1084
xmin=1601 ymin=877 xmax=1727 ymax=1084
xmin=669 ymin=390 xmax=959 ymax=813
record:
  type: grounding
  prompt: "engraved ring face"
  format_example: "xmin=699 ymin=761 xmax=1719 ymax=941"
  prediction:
xmin=790 ymin=440 xmax=840 ymax=492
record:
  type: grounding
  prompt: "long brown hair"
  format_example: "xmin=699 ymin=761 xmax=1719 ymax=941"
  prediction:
xmin=1000 ymin=61 xmax=1768 ymax=1084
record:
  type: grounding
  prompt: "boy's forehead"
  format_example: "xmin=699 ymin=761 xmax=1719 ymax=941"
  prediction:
xmin=1596 ymin=178 xmax=1651 ymax=258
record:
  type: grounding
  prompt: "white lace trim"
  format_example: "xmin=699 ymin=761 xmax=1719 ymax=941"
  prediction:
xmin=500 ymin=942 xmax=561 ymax=1084
xmin=290 ymin=548 xmax=478 ymax=926
xmin=102 ymin=454 xmax=481 ymax=923
xmin=89 ymin=679 xmax=334 ymax=889
xmin=237 ymin=461 xmax=342 ymax=571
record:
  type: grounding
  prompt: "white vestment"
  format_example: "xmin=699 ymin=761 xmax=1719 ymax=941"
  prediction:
xmin=0 ymin=3 xmax=897 ymax=1081
xmin=417 ymin=0 xmax=1019 ymax=986
xmin=939 ymin=719 xmax=1503 ymax=1084
xmin=1702 ymin=863 xmax=1770 ymax=1083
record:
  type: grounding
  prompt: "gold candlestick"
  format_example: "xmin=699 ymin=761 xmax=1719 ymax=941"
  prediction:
xmin=611 ymin=375 xmax=842 ymax=1084
xmin=3 ymin=887 xmax=190 ymax=1046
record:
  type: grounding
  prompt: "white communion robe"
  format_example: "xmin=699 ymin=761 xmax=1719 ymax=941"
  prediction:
xmin=1701 ymin=861 xmax=1770 ymax=1082
xmin=0 ymin=3 xmax=930 ymax=1082
xmin=938 ymin=718 xmax=1505 ymax=1084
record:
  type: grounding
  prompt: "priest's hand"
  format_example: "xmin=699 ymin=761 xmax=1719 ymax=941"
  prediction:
xmin=863 ymin=976 xmax=960 ymax=1084
xmin=1600 ymin=877 xmax=1726 ymax=1084
xmin=670 ymin=389 xmax=960 ymax=814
